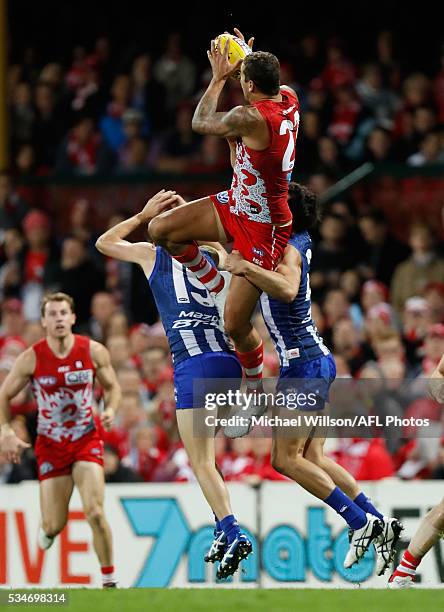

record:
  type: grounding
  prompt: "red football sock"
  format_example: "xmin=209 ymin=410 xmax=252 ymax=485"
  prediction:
xmin=101 ymin=565 xmax=115 ymax=584
xmin=390 ymin=549 xmax=421 ymax=580
xmin=237 ymin=341 xmax=264 ymax=390
xmin=173 ymin=243 xmax=224 ymax=294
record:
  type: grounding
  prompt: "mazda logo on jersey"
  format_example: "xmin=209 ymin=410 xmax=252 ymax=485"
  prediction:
xmin=64 ymin=369 xmax=93 ymax=385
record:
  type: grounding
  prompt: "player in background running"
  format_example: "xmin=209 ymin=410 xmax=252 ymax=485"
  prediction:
xmin=0 ymin=292 xmax=120 ymax=587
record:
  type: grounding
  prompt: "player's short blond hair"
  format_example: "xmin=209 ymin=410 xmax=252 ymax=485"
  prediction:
xmin=40 ymin=292 xmax=75 ymax=317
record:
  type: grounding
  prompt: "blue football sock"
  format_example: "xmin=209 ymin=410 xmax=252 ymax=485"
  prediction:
xmin=354 ymin=492 xmax=384 ymax=521
xmin=220 ymin=514 xmax=241 ymax=545
xmin=324 ymin=487 xmax=367 ymax=530
xmin=214 ymin=514 xmax=221 ymax=533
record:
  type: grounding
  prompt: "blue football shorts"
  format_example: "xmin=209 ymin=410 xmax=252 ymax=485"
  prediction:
xmin=174 ymin=352 xmax=242 ymax=409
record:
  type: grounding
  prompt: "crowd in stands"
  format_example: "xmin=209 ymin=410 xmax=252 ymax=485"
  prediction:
xmin=1 ymin=30 xmax=444 ymax=484
xmin=6 ymin=31 xmax=444 ymax=178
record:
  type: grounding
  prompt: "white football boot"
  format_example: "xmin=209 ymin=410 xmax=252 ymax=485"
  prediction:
xmin=344 ymin=513 xmax=384 ymax=569
xmin=374 ymin=517 xmax=404 ymax=575
xmin=388 ymin=574 xmax=414 ymax=589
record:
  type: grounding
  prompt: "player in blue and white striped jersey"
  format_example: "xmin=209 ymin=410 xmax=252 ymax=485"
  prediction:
xmin=225 ymin=183 xmax=402 ymax=574
xmin=96 ymin=190 xmax=252 ymax=579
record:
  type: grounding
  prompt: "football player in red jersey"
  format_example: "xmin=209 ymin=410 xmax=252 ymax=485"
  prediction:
xmin=389 ymin=354 xmax=444 ymax=588
xmin=149 ymin=28 xmax=300 ymax=396
xmin=0 ymin=292 xmax=121 ymax=588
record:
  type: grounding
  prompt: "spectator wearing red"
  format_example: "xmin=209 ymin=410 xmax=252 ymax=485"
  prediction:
xmin=322 ymin=39 xmax=356 ymax=91
xmin=21 ymin=210 xmax=59 ymax=320
xmin=402 ymin=297 xmax=431 ymax=367
xmin=56 ymin=117 xmax=111 ymax=175
xmin=330 ymin=438 xmax=395 ymax=480
xmin=328 ymin=86 xmax=361 ymax=146
xmin=361 ymin=280 xmax=389 ymax=314
xmin=141 ymin=346 xmax=172 ymax=397
xmin=226 ymin=439 xmax=287 ymax=484
xmin=102 ymin=391 xmax=146 ymax=459
xmin=123 ymin=425 xmax=166 ymax=482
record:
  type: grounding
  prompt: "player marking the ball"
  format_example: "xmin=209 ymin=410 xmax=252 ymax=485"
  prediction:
xmin=148 ymin=28 xmax=300 ymax=400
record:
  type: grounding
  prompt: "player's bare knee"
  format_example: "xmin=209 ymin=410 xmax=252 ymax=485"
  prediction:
xmin=271 ymin=449 xmax=290 ymax=476
xmin=85 ymin=505 xmax=106 ymax=528
xmin=148 ymin=216 xmax=170 ymax=243
xmin=224 ymin=316 xmax=248 ymax=342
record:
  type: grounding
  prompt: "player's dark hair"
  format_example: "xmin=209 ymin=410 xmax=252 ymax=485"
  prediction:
xmin=288 ymin=182 xmax=321 ymax=233
xmin=41 ymin=292 xmax=75 ymax=317
xmin=243 ymin=51 xmax=280 ymax=96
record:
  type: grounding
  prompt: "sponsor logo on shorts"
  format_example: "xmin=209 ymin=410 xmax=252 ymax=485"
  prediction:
xmin=287 ymin=348 xmax=300 ymax=359
xmin=216 ymin=191 xmax=229 ymax=204
xmin=252 ymin=247 xmax=264 ymax=257
xmin=39 ymin=462 xmax=54 ymax=476
xmin=64 ymin=369 xmax=93 ymax=385
xmin=90 ymin=447 xmax=102 ymax=456
xmin=37 ymin=376 xmax=57 ymax=386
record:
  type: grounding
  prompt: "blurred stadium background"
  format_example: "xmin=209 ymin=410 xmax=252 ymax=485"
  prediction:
xmin=1 ymin=0 xmax=444 ymax=593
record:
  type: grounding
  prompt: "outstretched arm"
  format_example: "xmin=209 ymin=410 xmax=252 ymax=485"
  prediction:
xmin=90 ymin=341 xmax=121 ymax=431
xmin=224 ymin=246 xmax=302 ymax=303
xmin=95 ymin=190 xmax=178 ymax=266
xmin=0 ymin=349 xmax=34 ymax=462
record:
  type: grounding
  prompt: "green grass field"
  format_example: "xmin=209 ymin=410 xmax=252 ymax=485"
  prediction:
xmin=1 ymin=589 xmax=444 ymax=612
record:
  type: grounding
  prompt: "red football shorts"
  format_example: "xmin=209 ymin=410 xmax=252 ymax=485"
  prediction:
xmin=210 ymin=190 xmax=291 ymax=270
xmin=35 ymin=429 xmax=104 ymax=481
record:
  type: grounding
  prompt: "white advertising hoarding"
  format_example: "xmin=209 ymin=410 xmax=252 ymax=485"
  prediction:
xmin=0 ymin=481 xmax=442 ymax=588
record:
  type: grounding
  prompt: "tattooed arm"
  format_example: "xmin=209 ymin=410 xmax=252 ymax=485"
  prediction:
xmin=192 ymin=38 xmax=259 ymax=137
